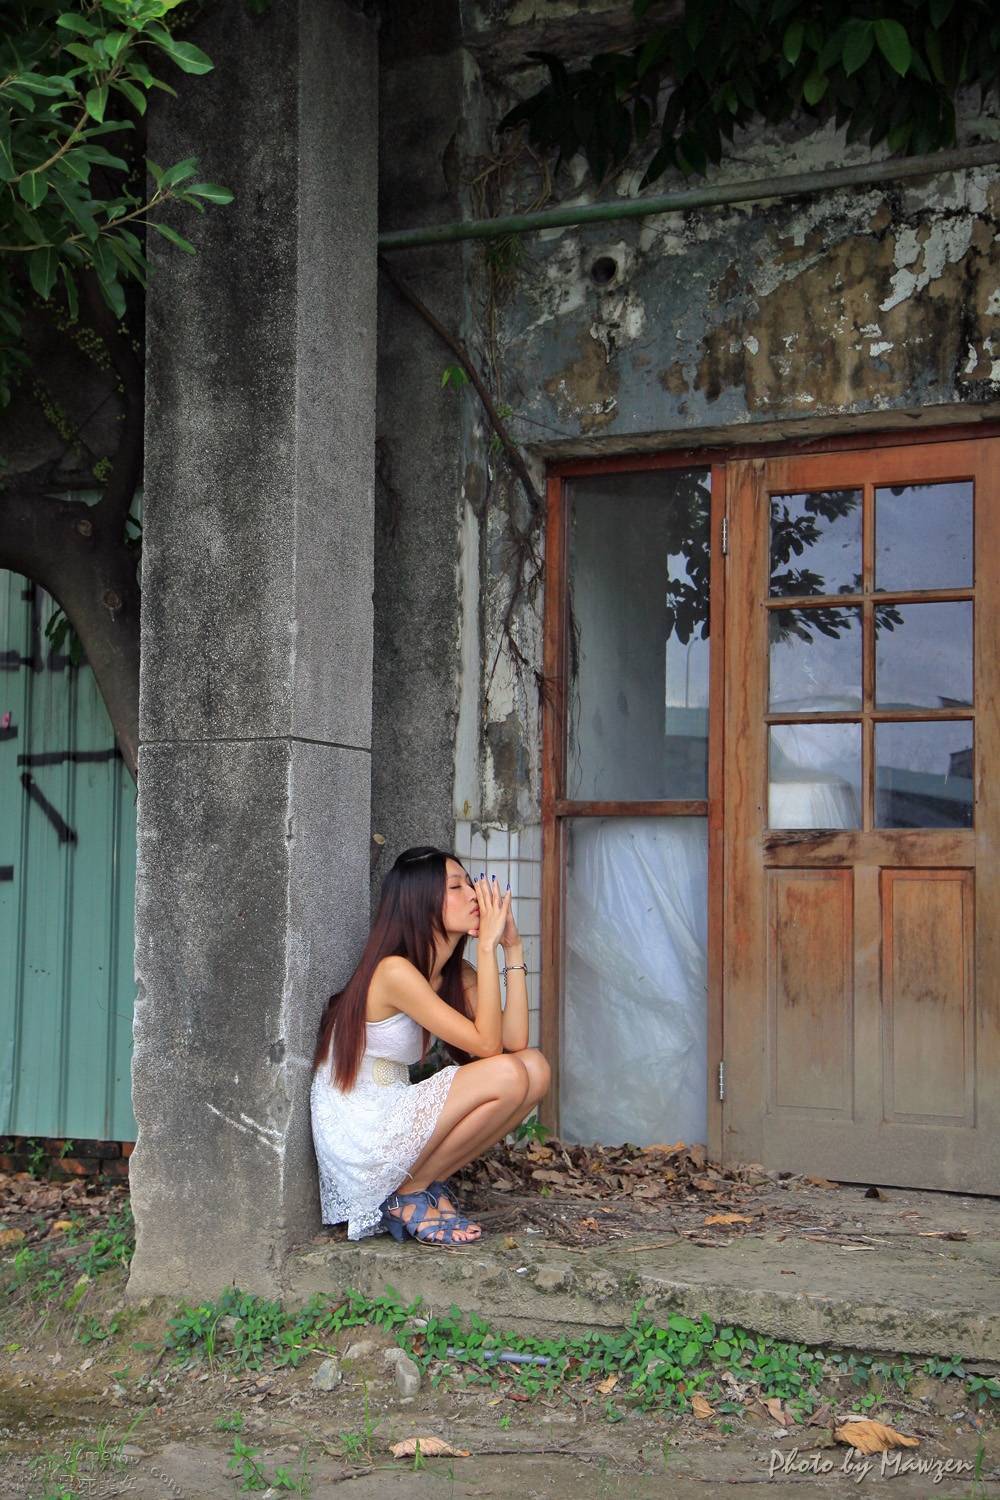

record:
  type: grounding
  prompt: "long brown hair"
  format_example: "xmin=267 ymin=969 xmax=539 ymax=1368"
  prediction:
xmin=312 ymin=846 xmax=472 ymax=1090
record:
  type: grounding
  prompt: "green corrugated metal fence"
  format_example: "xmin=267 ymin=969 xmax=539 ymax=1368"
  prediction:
xmin=0 ymin=570 xmax=137 ymax=1141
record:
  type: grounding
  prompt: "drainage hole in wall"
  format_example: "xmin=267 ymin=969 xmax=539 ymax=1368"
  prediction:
xmin=590 ymin=255 xmax=619 ymax=287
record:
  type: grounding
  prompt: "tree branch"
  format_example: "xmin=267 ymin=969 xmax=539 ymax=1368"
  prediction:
xmin=0 ymin=483 xmax=140 ymax=778
xmin=377 ymin=254 xmax=542 ymax=515
xmin=79 ymin=269 xmax=144 ymax=536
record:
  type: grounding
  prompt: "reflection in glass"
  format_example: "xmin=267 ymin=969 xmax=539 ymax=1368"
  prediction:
xmin=768 ymin=723 xmax=862 ymax=829
xmin=567 ymin=469 xmax=711 ymax=800
xmin=875 ymin=602 xmax=973 ymax=709
xmin=875 ymin=481 xmax=973 ymax=592
xmin=563 ymin=817 xmax=707 ymax=1145
xmin=876 ymin=722 xmax=974 ymax=828
xmin=769 ymin=490 xmax=862 ymax=598
xmin=769 ymin=607 xmax=862 ymax=712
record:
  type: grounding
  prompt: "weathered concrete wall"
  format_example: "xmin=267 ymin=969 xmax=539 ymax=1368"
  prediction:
xmin=372 ymin=3 xmax=486 ymax=884
xmin=130 ymin=0 xmax=377 ymax=1298
xmin=436 ymin=13 xmax=1000 ymax=823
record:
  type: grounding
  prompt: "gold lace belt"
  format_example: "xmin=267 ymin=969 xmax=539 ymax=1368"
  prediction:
xmin=358 ymin=1055 xmax=409 ymax=1087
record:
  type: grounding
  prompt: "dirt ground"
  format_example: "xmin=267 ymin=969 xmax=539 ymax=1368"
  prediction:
xmin=2 ymin=1314 xmax=999 ymax=1499
xmin=1 ymin=1266 xmax=998 ymax=1500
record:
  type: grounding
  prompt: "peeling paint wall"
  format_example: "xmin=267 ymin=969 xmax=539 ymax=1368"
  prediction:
xmin=377 ymin=4 xmax=1000 ymax=835
xmin=445 ymin=19 xmax=1000 ymax=826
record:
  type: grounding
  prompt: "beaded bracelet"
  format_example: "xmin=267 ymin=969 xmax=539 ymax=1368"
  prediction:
xmin=503 ymin=962 xmax=527 ymax=978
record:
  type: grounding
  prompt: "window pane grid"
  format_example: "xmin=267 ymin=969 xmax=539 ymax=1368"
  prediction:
xmin=766 ymin=478 xmax=975 ymax=832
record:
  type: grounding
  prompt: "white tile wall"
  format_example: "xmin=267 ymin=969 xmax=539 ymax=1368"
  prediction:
xmin=453 ymin=823 xmax=544 ymax=1013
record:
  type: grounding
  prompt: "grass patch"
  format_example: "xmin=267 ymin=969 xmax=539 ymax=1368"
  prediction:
xmin=159 ymin=1285 xmax=1000 ymax=1421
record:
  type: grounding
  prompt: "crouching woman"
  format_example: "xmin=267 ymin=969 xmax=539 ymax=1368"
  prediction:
xmin=310 ymin=845 xmax=550 ymax=1246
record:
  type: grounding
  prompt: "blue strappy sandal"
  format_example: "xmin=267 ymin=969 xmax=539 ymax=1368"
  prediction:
xmin=428 ymin=1179 xmax=482 ymax=1240
xmin=381 ymin=1188 xmax=480 ymax=1247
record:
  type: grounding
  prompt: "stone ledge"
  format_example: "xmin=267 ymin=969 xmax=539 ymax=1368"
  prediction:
xmin=283 ymin=1223 xmax=1000 ymax=1363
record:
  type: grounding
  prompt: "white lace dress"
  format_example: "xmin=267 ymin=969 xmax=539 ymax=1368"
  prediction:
xmin=310 ymin=1012 xmax=458 ymax=1241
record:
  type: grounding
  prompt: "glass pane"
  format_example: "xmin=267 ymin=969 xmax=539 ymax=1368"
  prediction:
xmin=876 ymin=722 xmax=973 ymax=828
xmin=769 ymin=723 xmax=862 ymax=829
xmin=567 ymin=469 xmax=710 ymax=801
xmin=562 ymin=817 xmax=707 ymax=1145
xmin=769 ymin=490 xmax=862 ymax=598
xmin=875 ymin=481 xmax=973 ymax=592
xmin=769 ymin=606 xmax=862 ymax=712
xmin=875 ymin=602 xmax=973 ymax=709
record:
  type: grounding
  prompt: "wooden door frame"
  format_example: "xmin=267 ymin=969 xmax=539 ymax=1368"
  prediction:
xmin=540 ymin=417 xmax=1000 ymax=1157
xmin=539 ymin=456 xmax=727 ymax=1156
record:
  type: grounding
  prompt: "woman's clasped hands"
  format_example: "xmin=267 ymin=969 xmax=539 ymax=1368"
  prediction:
xmin=473 ymin=874 xmax=512 ymax=949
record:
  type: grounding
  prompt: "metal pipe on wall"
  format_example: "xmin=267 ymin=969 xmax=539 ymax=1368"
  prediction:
xmin=378 ymin=141 xmax=1000 ymax=251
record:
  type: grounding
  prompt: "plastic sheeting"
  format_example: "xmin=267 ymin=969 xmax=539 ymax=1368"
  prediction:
xmin=561 ymin=818 xmax=708 ymax=1147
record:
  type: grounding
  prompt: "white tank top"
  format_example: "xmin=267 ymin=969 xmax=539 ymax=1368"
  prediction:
xmin=363 ymin=1011 xmax=424 ymax=1065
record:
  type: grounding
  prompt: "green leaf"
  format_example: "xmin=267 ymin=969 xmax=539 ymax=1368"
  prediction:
xmin=150 ymin=220 xmax=196 ymax=254
xmin=147 ymin=25 xmax=214 ymax=75
xmin=842 ymin=20 xmax=874 ymax=76
xmin=112 ymin=78 xmax=147 ymax=114
xmin=60 ymin=263 xmax=78 ymax=320
xmin=929 ymin=0 xmax=954 ymax=27
xmin=874 ymin=19 xmax=911 ymax=77
xmin=85 ymin=85 xmax=108 ymax=122
xmin=94 ymin=266 xmax=126 ymax=320
xmin=12 ymin=75 xmax=70 ymax=97
xmin=56 ymin=13 xmax=101 ymax=36
xmin=159 ymin=155 xmax=199 ymax=189
xmin=50 ymin=178 xmax=100 ymax=241
xmin=18 ymin=172 xmax=48 ymax=209
xmin=802 ymin=68 xmax=828 ymax=104
xmin=29 ymin=247 xmax=58 ymax=301
xmin=107 ymin=239 xmax=147 ymax=287
xmin=783 ymin=20 xmax=805 ymax=65
xmin=0 ymin=131 xmax=15 ymax=183
xmin=103 ymin=31 xmax=130 ymax=60
xmin=184 ymin=181 xmax=234 ymax=204
xmin=5 ymin=86 xmax=38 ymax=112
xmin=77 ymin=145 xmax=129 ymax=170
xmin=63 ymin=41 xmax=101 ymax=65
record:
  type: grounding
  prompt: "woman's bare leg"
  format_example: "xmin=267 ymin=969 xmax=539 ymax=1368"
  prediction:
xmin=387 ymin=1054 xmax=530 ymax=1243
xmin=418 ymin=1050 xmax=552 ymax=1216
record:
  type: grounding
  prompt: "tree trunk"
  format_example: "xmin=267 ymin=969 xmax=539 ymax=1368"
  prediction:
xmin=0 ymin=484 xmax=140 ymax=780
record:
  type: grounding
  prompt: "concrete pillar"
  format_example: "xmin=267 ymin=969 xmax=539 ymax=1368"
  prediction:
xmin=129 ymin=0 xmax=377 ymax=1298
xmin=372 ymin=5 xmax=473 ymax=880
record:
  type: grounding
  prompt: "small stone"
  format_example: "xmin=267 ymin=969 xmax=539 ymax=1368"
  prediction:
xmin=218 ymin=1315 xmax=238 ymax=1335
xmin=381 ymin=1347 xmax=405 ymax=1371
xmin=533 ymin=1262 xmax=572 ymax=1293
xmin=393 ymin=1354 xmax=422 ymax=1398
xmin=311 ymin=1357 xmax=342 ymax=1391
xmin=344 ymin=1339 xmax=378 ymax=1361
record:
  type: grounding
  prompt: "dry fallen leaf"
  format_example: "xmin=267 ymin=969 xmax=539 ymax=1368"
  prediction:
xmin=806 ymin=1176 xmax=840 ymax=1190
xmin=597 ymin=1373 xmax=619 ymax=1395
xmin=834 ymin=1421 xmax=919 ymax=1455
xmin=640 ymin=1141 xmax=686 ymax=1155
xmin=51 ymin=1219 xmax=74 ymax=1233
xmin=389 ymin=1437 xmax=470 ymax=1460
xmin=763 ymin=1397 xmax=790 ymax=1426
xmin=691 ymin=1394 xmax=715 ymax=1419
xmin=0 ymin=1228 xmax=26 ymax=1249
xmin=703 ymin=1213 xmax=752 ymax=1227
xmin=917 ymin=1230 xmax=968 ymax=1241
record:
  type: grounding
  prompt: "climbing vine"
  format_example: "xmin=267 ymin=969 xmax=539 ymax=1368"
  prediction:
xmin=502 ymin=0 xmax=1000 ymax=187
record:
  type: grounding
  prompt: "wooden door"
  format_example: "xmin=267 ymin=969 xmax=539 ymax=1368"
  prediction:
xmin=723 ymin=438 xmax=999 ymax=1191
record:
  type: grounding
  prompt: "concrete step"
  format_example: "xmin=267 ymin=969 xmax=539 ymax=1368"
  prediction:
xmin=284 ymin=1187 xmax=1000 ymax=1363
